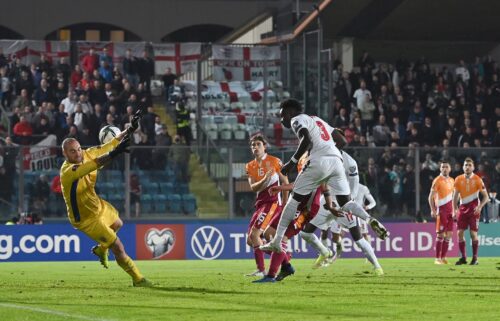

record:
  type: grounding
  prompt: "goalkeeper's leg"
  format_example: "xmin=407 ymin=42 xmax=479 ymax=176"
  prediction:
xmin=110 ymin=237 xmax=152 ymax=287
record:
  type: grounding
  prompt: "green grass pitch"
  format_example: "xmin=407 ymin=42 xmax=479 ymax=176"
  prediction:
xmin=0 ymin=258 xmax=499 ymax=321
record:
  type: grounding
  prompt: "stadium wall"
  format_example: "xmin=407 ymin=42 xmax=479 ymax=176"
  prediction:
xmin=1 ymin=223 xmax=499 ymax=262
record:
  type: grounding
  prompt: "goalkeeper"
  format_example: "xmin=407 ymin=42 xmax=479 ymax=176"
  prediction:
xmin=60 ymin=110 xmax=152 ymax=287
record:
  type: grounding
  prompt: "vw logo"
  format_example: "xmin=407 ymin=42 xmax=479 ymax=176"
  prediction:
xmin=191 ymin=226 xmax=224 ymax=260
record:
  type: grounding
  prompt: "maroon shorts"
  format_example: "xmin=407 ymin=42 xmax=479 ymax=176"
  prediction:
xmin=248 ymin=202 xmax=282 ymax=234
xmin=268 ymin=209 xmax=309 ymax=239
xmin=457 ymin=200 xmax=479 ymax=232
xmin=436 ymin=202 xmax=454 ymax=233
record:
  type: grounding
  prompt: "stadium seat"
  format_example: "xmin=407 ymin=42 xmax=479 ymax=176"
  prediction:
xmin=230 ymin=102 xmax=244 ymax=110
xmin=144 ymin=182 xmax=159 ymax=194
xmin=233 ymin=124 xmax=247 ymax=140
xmin=109 ymin=170 xmax=122 ymax=181
xmin=182 ymin=193 xmax=197 ymax=215
xmin=165 ymin=169 xmax=176 ymax=182
xmin=160 ymin=182 xmax=174 ymax=194
xmin=244 ymin=101 xmax=258 ymax=111
xmin=206 ymin=123 xmax=218 ymax=140
xmin=177 ymin=183 xmax=189 ymax=194
xmin=153 ymin=194 xmax=167 ymax=212
xmin=141 ymin=194 xmax=153 ymax=213
xmin=219 ymin=123 xmax=232 ymax=140
xmin=167 ymin=194 xmax=182 ymax=213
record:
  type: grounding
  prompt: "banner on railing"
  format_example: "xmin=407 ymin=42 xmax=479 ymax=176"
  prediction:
xmin=152 ymin=43 xmax=201 ymax=75
xmin=183 ymin=80 xmax=277 ymax=103
xmin=76 ymin=41 xmax=146 ymax=67
xmin=22 ymin=134 xmax=58 ymax=171
xmin=0 ymin=40 xmax=70 ymax=65
xmin=2 ymin=222 xmax=498 ymax=262
xmin=212 ymin=45 xmax=281 ymax=81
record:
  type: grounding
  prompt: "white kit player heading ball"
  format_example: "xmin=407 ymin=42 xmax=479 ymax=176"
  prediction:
xmin=260 ymin=99 xmax=388 ymax=253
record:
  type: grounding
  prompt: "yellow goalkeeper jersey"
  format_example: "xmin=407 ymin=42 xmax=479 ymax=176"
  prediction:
xmin=60 ymin=138 xmax=119 ymax=225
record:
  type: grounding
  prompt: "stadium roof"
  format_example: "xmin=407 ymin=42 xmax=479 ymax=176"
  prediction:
xmin=264 ymin=0 xmax=500 ymax=43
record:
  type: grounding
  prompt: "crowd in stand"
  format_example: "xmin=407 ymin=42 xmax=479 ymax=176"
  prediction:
xmin=330 ymin=52 xmax=500 ymax=149
xmin=1 ymin=47 xmax=500 ymax=219
xmin=0 ymin=48 xmax=167 ymax=147
xmin=328 ymin=52 xmax=500 ymax=218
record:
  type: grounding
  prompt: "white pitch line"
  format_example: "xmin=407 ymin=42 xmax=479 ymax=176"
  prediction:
xmin=0 ymin=302 xmax=117 ymax=321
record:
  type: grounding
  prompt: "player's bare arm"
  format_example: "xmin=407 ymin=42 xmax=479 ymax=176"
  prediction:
xmin=278 ymin=171 xmax=289 ymax=204
xmin=475 ymin=188 xmax=490 ymax=216
xmin=452 ymin=189 xmax=459 ymax=219
xmin=428 ymin=188 xmax=437 ymax=218
xmin=269 ymin=183 xmax=293 ymax=195
xmin=248 ymin=169 xmax=274 ymax=192
xmin=282 ymin=127 xmax=310 ymax=176
xmin=321 ymin=183 xmax=343 ymax=217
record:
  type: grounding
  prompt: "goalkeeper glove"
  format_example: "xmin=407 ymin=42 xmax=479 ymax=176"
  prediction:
xmin=126 ymin=109 xmax=144 ymax=134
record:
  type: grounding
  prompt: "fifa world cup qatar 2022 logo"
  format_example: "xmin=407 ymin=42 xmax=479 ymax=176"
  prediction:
xmin=145 ymin=228 xmax=175 ymax=259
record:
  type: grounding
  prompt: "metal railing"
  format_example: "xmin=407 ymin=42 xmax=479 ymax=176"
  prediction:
xmin=0 ymin=144 xmax=498 ymax=222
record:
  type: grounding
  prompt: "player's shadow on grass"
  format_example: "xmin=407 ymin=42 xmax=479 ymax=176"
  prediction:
xmin=150 ymin=285 xmax=258 ymax=295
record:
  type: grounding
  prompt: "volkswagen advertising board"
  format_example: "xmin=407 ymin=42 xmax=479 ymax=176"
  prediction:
xmin=1 ymin=222 xmax=498 ymax=261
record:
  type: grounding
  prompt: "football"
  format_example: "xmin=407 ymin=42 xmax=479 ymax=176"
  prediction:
xmin=98 ymin=125 xmax=121 ymax=144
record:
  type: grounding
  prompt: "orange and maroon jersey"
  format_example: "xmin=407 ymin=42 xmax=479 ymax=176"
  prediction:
xmin=246 ymin=154 xmax=282 ymax=208
xmin=431 ymin=175 xmax=454 ymax=210
xmin=454 ymin=173 xmax=486 ymax=205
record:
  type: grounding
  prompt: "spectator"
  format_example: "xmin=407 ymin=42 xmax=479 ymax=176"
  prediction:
xmin=161 ymin=67 xmax=177 ymax=105
xmin=98 ymin=60 xmax=113 ymax=83
xmin=56 ymin=57 xmax=71 ymax=82
xmin=89 ymin=80 xmax=107 ymax=106
xmin=140 ymin=106 xmax=157 ymax=144
xmin=13 ymin=115 xmax=33 ymax=144
xmin=122 ymin=49 xmax=138 ymax=87
xmin=175 ymin=101 xmax=192 ymax=146
xmin=82 ymin=48 xmax=99 ymax=74
xmin=422 ymin=153 xmax=439 ymax=171
xmin=34 ymin=79 xmax=54 ymax=106
xmin=138 ymin=50 xmax=155 ymax=92
xmin=54 ymin=81 xmax=66 ymax=105
xmin=1 ymin=67 xmax=12 ymax=109
xmin=121 ymin=106 xmax=135 ymax=129
xmin=421 ymin=117 xmax=438 ymax=146
xmin=358 ymin=94 xmax=376 ymax=129
xmin=77 ymin=94 xmax=93 ymax=115
xmin=98 ymin=47 xmax=113 ymax=70
xmin=70 ymin=65 xmax=82 ymax=88
xmin=152 ymin=124 xmax=172 ymax=170
xmin=33 ymin=116 xmax=51 ymax=136
xmin=455 ymin=59 xmax=470 ymax=83
xmin=32 ymin=174 xmax=50 ymax=215
xmin=353 ymin=80 xmax=371 ymax=109
xmin=130 ymin=173 xmax=142 ymax=218
xmin=333 ymin=107 xmax=349 ymax=129
xmin=388 ymin=164 xmax=403 ymax=215
xmin=372 ymin=115 xmax=391 ymax=146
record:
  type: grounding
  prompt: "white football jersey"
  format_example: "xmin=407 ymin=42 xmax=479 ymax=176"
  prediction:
xmin=341 ymin=150 xmax=359 ymax=198
xmin=354 ymin=184 xmax=376 ymax=210
xmin=290 ymin=114 xmax=342 ymax=159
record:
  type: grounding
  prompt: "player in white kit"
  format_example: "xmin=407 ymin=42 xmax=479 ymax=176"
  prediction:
xmin=304 ymin=137 xmax=383 ymax=274
xmin=260 ymin=99 xmax=388 ymax=254
xmin=324 ymin=183 xmax=378 ymax=265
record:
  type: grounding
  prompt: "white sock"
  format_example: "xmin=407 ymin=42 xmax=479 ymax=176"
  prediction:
xmin=320 ymin=237 xmax=329 ymax=249
xmin=300 ymin=231 xmax=330 ymax=256
xmin=342 ymin=200 xmax=371 ymax=221
xmin=274 ymin=198 xmax=300 ymax=242
xmin=356 ymin=238 xmax=381 ymax=269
